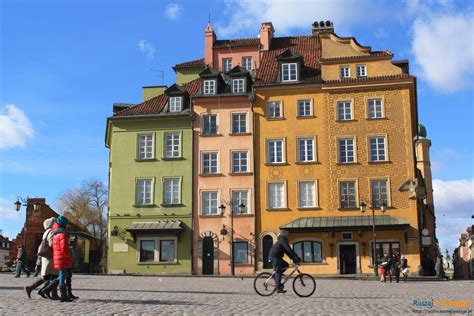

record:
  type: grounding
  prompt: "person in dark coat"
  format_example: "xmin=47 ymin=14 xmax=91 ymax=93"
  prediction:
xmin=268 ymin=230 xmax=302 ymax=293
xmin=52 ymin=216 xmax=74 ymax=302
xmin=392 ymin=253 xmax=401 ymax=283
xmin=14 ymin=245 xmax=30 ymax=278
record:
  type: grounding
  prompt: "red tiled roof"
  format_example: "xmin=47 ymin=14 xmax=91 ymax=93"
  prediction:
xmin=115 ymin=78 xmax=202 ymax=116
xmin=173 ymin=58 xmax=205 ymax=69
xmin=213 ymin=38 xmax=260 ymax=48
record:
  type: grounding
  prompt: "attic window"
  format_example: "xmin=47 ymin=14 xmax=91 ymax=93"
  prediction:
xmin=203 ymin=80 xmax=216 ymax=95
xmin=356 ymin=65 xmax=367 ymax=77
xmin=282 ymin=63 xmax=297 ymax=82
xmin=169 ymin=97 xmax=182 ymax=112
xmin=340 ymin=66 xmax=350 ymax=79
xmin=232 ymin=78 xmax=245 ymax=93
xmin=223 ymin=58 xmax=233 ymax=73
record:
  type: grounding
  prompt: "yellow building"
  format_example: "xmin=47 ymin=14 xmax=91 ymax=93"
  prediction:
xmin=254 ymin=21 xmax=436 ymax=275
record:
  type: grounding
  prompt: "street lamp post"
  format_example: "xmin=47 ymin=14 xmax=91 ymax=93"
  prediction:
xmin=359 ymin=200 xmax=386 ymax=276
xmin=219 ymin=201 xmax=245 ymax=276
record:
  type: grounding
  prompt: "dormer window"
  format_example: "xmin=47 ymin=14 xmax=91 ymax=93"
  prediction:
xmin=356 ymin=65 xmax=367 ymax=77
xmin=169 ymin=97 xmax=182 ymax=112
xmin=232 ymin=78 xmax=245 ymax=93
xmin=203 ymin=80 xmax=216 ymax=95
xmin=223 ymin=58 xmax=233 ymax=73
xmin=340 ymin=66 xmax=350 ymax=79
xmin=282 ymin=63 xmax=297 ymax=82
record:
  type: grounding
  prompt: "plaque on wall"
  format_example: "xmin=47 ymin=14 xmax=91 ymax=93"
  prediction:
xmin=113 ymin=243 xmax=129 ymax=253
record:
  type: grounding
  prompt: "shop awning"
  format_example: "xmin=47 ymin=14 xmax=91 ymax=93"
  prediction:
xmin=126 ymin=220 xmax=184 ymax=238
xmin=280 ymin=215 xmax=410 ymax=232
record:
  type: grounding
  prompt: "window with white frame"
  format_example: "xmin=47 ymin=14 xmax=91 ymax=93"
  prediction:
xmin=223 ymin=58 xmax=233 ymax=72
xmin=203 ymin=80 xmax=216 ymax=95
xmin=232 ymin=78 xmax=245 ymax=93
xmin=371 ymin=179 xmax=388 ymax=208
xmin=169 ymin=97 xmax=182 ymax=112
xmin=369 ymin=136 xmax=387 ymax=162
xmin=138 ymin=237 xmax=176 ymax=263
xmin=337 ymin=101 xmax=353 ymax=120
xmin=340 ymin=181 xmax=357 ymax=208
xmin=231 ymin=151 xmax=248 ymax=173
xmin=137 ymin=134 xmax=154 ymax=160
xmin=164 ymin=132 xmax=181 ymax=158
xmin=136 ymin=179 xmax=153 ymax=205
xmin=340 ymin=66 xmax=350 ymax=78
xmin=267 ymin=139 xmax=284 ymax=163
xmin=202 ymin=191 xmax=218 ymax=215
xmin=233 ymin=242 xmax=248 ymax=263
xmin=232 ymin=113 xmax=247 ymax=134
xmin=282 ymin=63 xmax=297 ymax=82
xmin=231 ymin=190 xmax=249 ymax=214
xmin=356 ymin=64 xmax=367 ymax=77
xmin=298 ymin=137 xmax=315 ymax=162
xmin=298 ymin=99 xmax=312 ymax=117
xmin=338 ymin=138 xmax=355 ymax=163
xmin=202 ymin=152 xmax=218 ymax=174
xmin=368 ymin=98 xmax=384 ymax=119
xmin=299 ymin=181 xmax=317 ymax=208
xmin=163 ymin=178 xmax=180 ymax=205
xmin=242 ymin=57 xmax=252 ymax=70
xmin=267 ymin=101 xmax=282 ymax=118
xmin=268 ymin=182 xmax=285 ymax=209
xmin=202 ymin=114 xmax=217 ymax=134
xmin=293 ymin=241 xmax=322 ymax=263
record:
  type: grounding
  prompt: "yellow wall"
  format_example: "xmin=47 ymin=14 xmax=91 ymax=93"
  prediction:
xmin=322 ymin=59 xmax=403 ymax=81
xmin=143 ymin=86 xmax=167 ymax=101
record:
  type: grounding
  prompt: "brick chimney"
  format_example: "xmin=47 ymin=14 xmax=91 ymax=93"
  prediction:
xmin=312 ymin=20 xmax=334 ymax=36
xmin=204 ymin=23 xmax=216 ymax=67
xmin=259 ymin=22 xmax=274 ymax=51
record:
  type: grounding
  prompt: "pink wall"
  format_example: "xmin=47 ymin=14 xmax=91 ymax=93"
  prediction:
xmin=213 ymin=46 xmax=260 ymax=72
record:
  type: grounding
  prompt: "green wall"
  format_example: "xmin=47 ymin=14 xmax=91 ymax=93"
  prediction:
xmin=175 ymin=68 xmax=202 ymax=85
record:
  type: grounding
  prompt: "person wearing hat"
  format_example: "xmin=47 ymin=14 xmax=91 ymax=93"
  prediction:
xmin=51 ymin=215 xmax=74 ymax=302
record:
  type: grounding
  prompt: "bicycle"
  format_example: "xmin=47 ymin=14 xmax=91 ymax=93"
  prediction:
xmin=253 ymin=264 xmax=316 ymax=297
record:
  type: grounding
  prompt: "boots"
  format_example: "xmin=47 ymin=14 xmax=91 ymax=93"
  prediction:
xmin=66 ymin=278 xmax=79 ymax=299
xmin=59 ymin=284 xmax=73 ymax=302
xmin=50 ymin=283 xmax=60 ymax=300
xmin=41 ymin=278 xmax=59 ymax=300
xmin=25 ymin=278 xmax=44 ymax=299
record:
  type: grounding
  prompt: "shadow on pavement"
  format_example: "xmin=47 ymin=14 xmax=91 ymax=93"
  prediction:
xmin=84 ymin=298 xmax=203 ymax=306
xmin=78 ymin=288 xmax=244 ymax=295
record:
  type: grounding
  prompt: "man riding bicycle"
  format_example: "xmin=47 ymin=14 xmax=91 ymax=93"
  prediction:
xmin=268 ymin=229 xmax=302 ymax=293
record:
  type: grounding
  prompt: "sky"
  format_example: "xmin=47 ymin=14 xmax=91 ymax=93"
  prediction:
xmin=1 ymin=0 xmax=473 ymax=255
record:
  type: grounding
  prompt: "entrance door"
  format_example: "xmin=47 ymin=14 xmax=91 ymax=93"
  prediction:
xmin=202 ymin=237 xmax=214 ymax=275
xmin=262 ymin=235 xmax=273 ymax=269
xmin=340 ymin=244 xmax=357 ymax=274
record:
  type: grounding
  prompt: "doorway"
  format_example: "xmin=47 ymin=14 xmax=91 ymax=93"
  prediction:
xmin=202 ymin=237 xmax=214 ymax=275
xmin=262 ymin=235 xmax=273 ymax=269
xmin=339 ymin=244 xmax=357 ymax=274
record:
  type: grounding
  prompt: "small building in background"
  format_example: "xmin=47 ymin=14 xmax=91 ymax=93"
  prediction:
xmin=453 ymin=225 xmax=474 ymax=279
xmin=0 ymin=232 xmax=13 ymax=268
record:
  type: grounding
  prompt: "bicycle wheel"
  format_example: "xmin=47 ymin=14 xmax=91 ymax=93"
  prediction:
xmin=253 ymin=272 xmax=277 ymax=296
xmin=292 ymin=273 xmax=316 ymax=297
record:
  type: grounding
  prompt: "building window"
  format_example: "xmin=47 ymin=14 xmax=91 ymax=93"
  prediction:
xmin=368 ymin=98 xmax=384 ymax=119
xmin=231 ymin=190 xmax=249 ymax=214
xmin=340 ymin=66 xmax=350 ymax=78
xmin=138 ymin=238 xmax=177 ymax=263
xmin=136 ymin=179 xmax=153 ymax=205
xmin=267 ymin=139 xmax=284 ymax=163
xmin=164 ymin=132 xmax=181 ymax=158
xmin=281 ymin=63 xmax=297 ymax=82
xmin=231 ymin=151 xmax=248 ymax=173
xmin=169 ymin=97 xmax=182 ymax=112
xmin=371 ymin=179 xmax=388 ymax=208
xmin=293 ymin=241 xmax=322 ymax=263
xmin=356 ymin=64 xmax=367 ymax=77
xmin=202 ymin=152 xmax=218 ymax=174
xmin=242 ymin=57 xmax=252 ymax=70
xmin=298 ymin=181 xmax=317 ymax=208
xmin=267 ymin=101 xmax=282 ymax=118
xmin=137 ymin=134 xmax=154 ymax=160
xmin=139 ymin=240 xmax=155 ymax=262
xmin=232 ymin=78 xmax=245 ymax=93
xmin=297 ymin=99 xmax=312 ymax=117
xmin=340 ymin=181 xmax=357 ymax=208
xmin=159 ymin=240 xmax=175 ymax=262
xmin=369 ymin=136 xmax=387 ymax=162
xmin=342 ymin=232 xmax=352 ymax=240
xmin=232 ymin=113 xmax=247 ymax=134
xmin=337 ymin=101 xmax=353 ymax=120
xmin=163 ymin=178 xmax=180 ymax=205
xmin=202 ymin=191 xmax=218 ymax=215
xmin=203 ymin=80 xmax=216 ymax=95
xmin=372 ymin=241 xmax=400 ymax=265
xmin=223 ymin=58 xmax=233 ymax=72
xmin=202 ymin=114 xmax=217 ymax=135
xmin=297 ymin=137 xmax=315 ymax=162
xmin=233 ymin=242 xmax=248 ymax=263
xmin=338 ymin=138 xmax=355 ymax=163
xmin=268 ymin=182 xmax=285 ymax=209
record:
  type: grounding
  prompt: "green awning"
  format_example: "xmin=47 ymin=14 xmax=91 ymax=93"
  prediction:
xmin=126 ymin=220 xmax=184 ymax=238
xmin=280 ymin=215 xmax=410 ymax=232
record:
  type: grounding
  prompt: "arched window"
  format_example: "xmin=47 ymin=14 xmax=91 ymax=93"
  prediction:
xmin=293 ymin=241 xmax=323 ymax=263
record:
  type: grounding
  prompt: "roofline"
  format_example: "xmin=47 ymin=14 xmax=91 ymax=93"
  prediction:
xmin=319 ymin=54 xmax=393 ymax=64
xmin=108 ymin=112 xmax=193 ymax=120
xmin=142 ymin=85 xmax=167 ymax=88
xmin=281 ymin=224 xmax=410 ymax=232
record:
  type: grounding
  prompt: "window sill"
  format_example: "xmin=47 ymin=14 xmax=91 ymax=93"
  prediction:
xmin=366 ymin=117 xmax=387 ymax=121
xmin=264 ymin=163 xmax=289 ymax=166
xmin=199 ymin=133 xmax=223 ymax=137
xmin=297 ymin=207 xmax=321 ymax=211
xmin=133 ymin=204 xmax=158 ymax=208
xmin=296 ymin=115 xmax=315 ymax=119
xmin=336 ymin=162 xmax=359 ymax=166
xmin=199 ymin=214 xmax=224 ymax=218
xmin=161 ymin=157 xmax=185 ymax=161
xmin=336 ymin=119 xmax=357 ymax=123
xmin=135 ymin=158 xmax=158 ymax=162
xmin=228 ymin=133 xmax=252 ymax=136
xmin=266 ymin=117 xmax=285 ymax=121
xmin=232 ymin=213 xmax=254 ymax=218
xmin=266 ymin=208 xmax=290 ymax=211
xmin=294 ymin=161 xmax=319 ymax=165
xmin=337 ymin=208 xmax=360 ymax=211
xmin=228 ymin=172 xmax=253 ymax=176
xmin=160 ymin=203 xmax=184 ymax=207
xmin=368 ymin=161 xmax=391 ymax=164
xmin=199 ymin=173 xmax=223 ymax=177
xmin=137 ymin=261 xmax=178 ymax=265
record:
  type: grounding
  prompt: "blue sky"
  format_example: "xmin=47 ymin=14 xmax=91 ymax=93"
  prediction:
xmin=1 ymin=0 xmax=473 ymax=254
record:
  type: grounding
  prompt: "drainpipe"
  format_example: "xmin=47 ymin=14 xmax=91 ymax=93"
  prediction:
xmin=250 ymin=87 xmax=258 ymax=273
xmin=190 ymin=96 xmax=196 ymax=275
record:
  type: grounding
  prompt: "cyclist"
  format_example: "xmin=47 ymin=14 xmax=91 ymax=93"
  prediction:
xmin=268 ymin=229 xmax=302 ymax=293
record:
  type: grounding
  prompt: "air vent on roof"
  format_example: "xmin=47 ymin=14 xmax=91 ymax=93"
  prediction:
xmin=312 ymin=20 xmax=334 ymax=35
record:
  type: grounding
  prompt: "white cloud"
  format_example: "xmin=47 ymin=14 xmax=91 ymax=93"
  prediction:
xmin=0 ymin=104 xmax=35 ymax=150
xmin=165 ymin=3 xmax=182 ymax=20
xmin=137 ymin=40 xmax=155 ymax=60
xmin=374 ymin=28 xmax=388 ymax=39
xmin=411 ymin=12 xmax=474 ymax=93
xmin=0 ymin=198 xmax=22 ymax=221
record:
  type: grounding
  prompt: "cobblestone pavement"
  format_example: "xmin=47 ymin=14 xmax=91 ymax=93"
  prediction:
xmin=0 ymin=273 xmax=472 ymax=315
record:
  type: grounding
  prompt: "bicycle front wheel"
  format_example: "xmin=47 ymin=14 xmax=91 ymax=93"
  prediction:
xmin=292 ymin=273 xmax=316 ymax=297
xmin=253 ymin=272 xmax=277 ymax=296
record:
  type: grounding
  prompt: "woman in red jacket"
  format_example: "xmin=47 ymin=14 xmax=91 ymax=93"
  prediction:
xmin=52 ymin=215 xmax=73 ymax=302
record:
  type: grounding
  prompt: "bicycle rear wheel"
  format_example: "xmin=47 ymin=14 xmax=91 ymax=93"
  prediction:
xmin=253 ymin=272 xmax=277 ymax=296
xmin=292 ymin=273 xmax=316 ymax=297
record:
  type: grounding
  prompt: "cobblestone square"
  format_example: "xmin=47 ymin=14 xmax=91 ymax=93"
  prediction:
xmin=0 ymin=274 xmax=472 ymax=315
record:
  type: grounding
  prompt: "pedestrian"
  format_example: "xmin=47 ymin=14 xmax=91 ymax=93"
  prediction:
xmin=14 ymin=245 xmax=30 ymax=278
xmin=51 ymin=215 xmax=74 ymax=302
xmin=435 ymin=255 xmax=446 ymax=279
xmin=401 ymin=255 xmax=409 ymax=283
xmin=392 ymin=253 xmax=401 ymax=283
xmin=33 ymin=255 xmax=42 ymax=277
